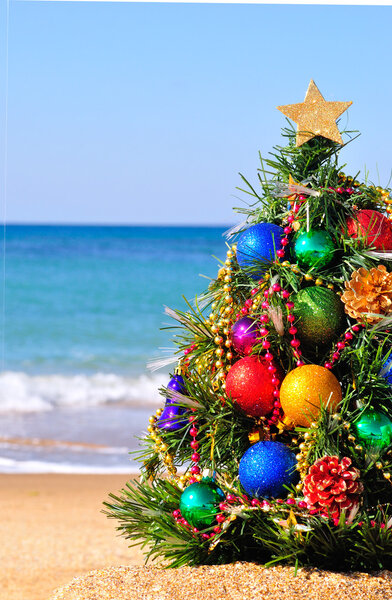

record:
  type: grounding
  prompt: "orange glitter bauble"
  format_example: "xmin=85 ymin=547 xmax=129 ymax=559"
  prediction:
xmin=279 ymin=365 xmax=342 ymax=427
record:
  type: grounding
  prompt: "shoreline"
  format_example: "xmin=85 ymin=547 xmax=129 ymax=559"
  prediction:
xmin=0 ymin=473 xmax=144 ymax=600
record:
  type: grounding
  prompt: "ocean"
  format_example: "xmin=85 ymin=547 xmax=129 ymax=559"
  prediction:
xmin=0 ymin=225 xmax=228 ymax=473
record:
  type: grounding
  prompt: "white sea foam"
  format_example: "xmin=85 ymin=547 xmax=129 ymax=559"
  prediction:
xmin=0 ymin=371 xmax=168 ymax=414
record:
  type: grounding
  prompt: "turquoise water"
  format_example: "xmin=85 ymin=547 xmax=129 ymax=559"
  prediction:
xmin=3 ymin=225 xmax=227 ymax=374
xmin=0 ymin=225 xmax=228 ymax=471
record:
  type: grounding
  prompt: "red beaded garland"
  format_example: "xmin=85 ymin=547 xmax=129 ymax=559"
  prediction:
xmin=324 ymin=324 xmax=364 ymax=370
xmin=188 ymin=416 xmax=201 ymax=480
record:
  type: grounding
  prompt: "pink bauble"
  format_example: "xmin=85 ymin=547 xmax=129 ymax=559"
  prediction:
xmin=230 ymin=317 xmax=260 ymax=355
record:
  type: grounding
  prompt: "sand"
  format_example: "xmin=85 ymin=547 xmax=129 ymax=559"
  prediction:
xmin=51 ymin=564 xmax=392 ymax=600
xmin=4 ymin=474 xmax=392 ymax=600
xmin=0 ymin=474 xmax=143 ymax=600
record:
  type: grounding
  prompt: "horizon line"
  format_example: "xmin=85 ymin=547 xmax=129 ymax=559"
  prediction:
xmin=2 ymin=221 xmax=236 ymax=228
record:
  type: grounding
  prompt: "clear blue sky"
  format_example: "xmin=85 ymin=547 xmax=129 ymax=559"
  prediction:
xmin=1 ymin=2 xmax=392 ymax=225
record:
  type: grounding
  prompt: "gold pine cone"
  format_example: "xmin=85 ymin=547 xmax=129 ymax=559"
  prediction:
xmin=341 ymin=265 xmax=392 ymax=323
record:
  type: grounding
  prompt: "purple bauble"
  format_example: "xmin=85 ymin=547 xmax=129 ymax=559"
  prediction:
xmin=157 ymin=374 xmax=188 ymax=431
xmin=167 ymin=374 xmax=186 ymax=396
xmin=231 ymin=317 xmax=260 ymax=355
xmin=157 ymin=403 xmax=187 ymax=431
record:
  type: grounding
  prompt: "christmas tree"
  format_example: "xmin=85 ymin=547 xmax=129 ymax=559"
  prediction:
xmin=105 ymin=80 xmax=392 ymax=571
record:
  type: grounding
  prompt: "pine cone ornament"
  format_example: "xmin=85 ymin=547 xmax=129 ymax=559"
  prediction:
xmin=341 ymin=265 xmax=392 ymax=323
xmin=303 ymin=456 xmax=363 ymax=518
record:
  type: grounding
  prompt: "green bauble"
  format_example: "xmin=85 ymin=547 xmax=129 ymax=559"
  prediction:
xmin=179 ymin=479 xmax=225 ymax=529
xmin=293 ymin=287 xmax=344 ymax=346
xmin=354 ymin=409 xmax=392 ymax=450
xmin=294 ymin=229 xmax=335 ymax=269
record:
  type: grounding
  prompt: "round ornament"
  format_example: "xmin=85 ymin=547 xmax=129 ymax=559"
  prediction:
xmin=353 ymin=408 xmax=392 ymax=450
xmin=179 ymin=479 xmax=225 ymax=529
xmin=225 ymin=356 xmax=282 ymax=417
xmin=346 ymin=209 xmax=392 ymax=251
xmin=294 ymin=229 xmax=335 ymax=269
xmin=279 ymin=365 xmax=342 ymax=427
xmin=239 ymin=441 xmax=298 ymax=498
xmin=236 ymin=223 xmax=285 ymax=279
xmin=230 ymin=317 xmax=260 ymax=355
xmin=157 ymin=374 xmax=187 ymax=432
xmin=293 ymin=286 xmax=344 ymax=346
xmin=380 ymin=354 xmax=392 ymax=386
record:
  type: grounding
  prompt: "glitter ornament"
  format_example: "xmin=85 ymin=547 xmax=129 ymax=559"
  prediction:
xmin=353 ymin=409 xmax=392 ymax=450
xmin=230 ymin=317 xmax=260 ymax=355
xmin=293 ymin=286 xmax=344 ymax=346
xmin=236 ymin=223 xmax=285 ymax=280
xmin=294 ymin=229 xmax=335 ymax=269
xmin=239 ymin=441 xmax=298 ymax=498
xmin=277 ymin=79 xmax=352 ymax=147
xmin=157 ymin=375 xmax=187 ymax=432
xmin=179 ymin=479 xmax=225 ymax=529
xmin=279 ymin=365 xmax=342 ymax=427
xmin=303 ymin=456 xmax=363 ymax=519
xmin=346 ymin=209 xmax=392 ymax=251
xmin=380 ymin=354 xmax=392 ymax=386
xmin=225 ymin=356 xmax=282 ymax=417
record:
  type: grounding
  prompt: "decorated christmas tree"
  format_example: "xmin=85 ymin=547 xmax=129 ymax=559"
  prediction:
xmin=105 ymin=81 xmax=392 ymax=571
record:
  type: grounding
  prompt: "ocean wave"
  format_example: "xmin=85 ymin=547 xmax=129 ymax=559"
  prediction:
xmin=0 ymin=371 xmax=168 ymax=413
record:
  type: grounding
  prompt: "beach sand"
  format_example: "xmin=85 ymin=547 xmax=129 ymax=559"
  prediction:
xmin=4 ymin=474 xmax=392 ymax=600
xmin=51 ymin=563 xmax=392 ymax=600
xmin=0 ymin=474 xmax=143 ymax=600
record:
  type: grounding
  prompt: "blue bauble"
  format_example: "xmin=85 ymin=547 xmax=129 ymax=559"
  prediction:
xmin=236 ymin=223 xmax=285 ymax=280
xmin=239 ymin=441 xmax=298 ymax=498
xmin=380 ymin=355 xmax=392 ymax=386
xmin=157 ymin=374 xmax=188 ymax=431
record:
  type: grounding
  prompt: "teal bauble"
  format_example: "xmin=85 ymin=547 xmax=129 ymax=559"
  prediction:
xmin=353 ymin=409 xmax=392 ymax=450
xmin=179 ymin=479 xmax=225 ymax=529
xmin=294 ymin=229 xmax=335 ymax=269
xmin=293 ymin=287 xmax=344 ymax=346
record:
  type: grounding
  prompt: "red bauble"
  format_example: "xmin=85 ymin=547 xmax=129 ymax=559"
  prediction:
xmin=225 ymin=356 xmax=281 ymax=417
xmin=346 ymin=209 xmax=392 ymax=251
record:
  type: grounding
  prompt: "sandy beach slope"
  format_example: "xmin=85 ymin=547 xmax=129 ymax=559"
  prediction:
xmin=0 ymin=474 xmax=143 ymax=600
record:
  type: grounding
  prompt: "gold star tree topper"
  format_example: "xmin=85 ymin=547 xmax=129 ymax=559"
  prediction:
xmin=277 ymin=80 xmax=352 ymax=147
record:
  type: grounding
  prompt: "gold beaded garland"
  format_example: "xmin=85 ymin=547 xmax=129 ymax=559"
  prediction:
xmin=339 ymin=171 xmax=392 ymax=220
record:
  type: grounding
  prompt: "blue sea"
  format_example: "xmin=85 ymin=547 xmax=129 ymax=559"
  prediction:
xmin=0 ymin=225 xmax=228 ymax=472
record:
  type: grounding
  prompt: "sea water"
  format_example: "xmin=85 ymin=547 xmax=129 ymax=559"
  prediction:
xmin=0 ymin=225 xmax=228 ymax=472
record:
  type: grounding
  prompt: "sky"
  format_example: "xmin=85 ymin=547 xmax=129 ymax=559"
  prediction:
xmin=1 ymin=2 xmax=392 ymax=225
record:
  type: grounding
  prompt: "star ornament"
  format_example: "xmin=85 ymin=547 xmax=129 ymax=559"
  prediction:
xmin=277 ymin=80 xmax=352 ymax=147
